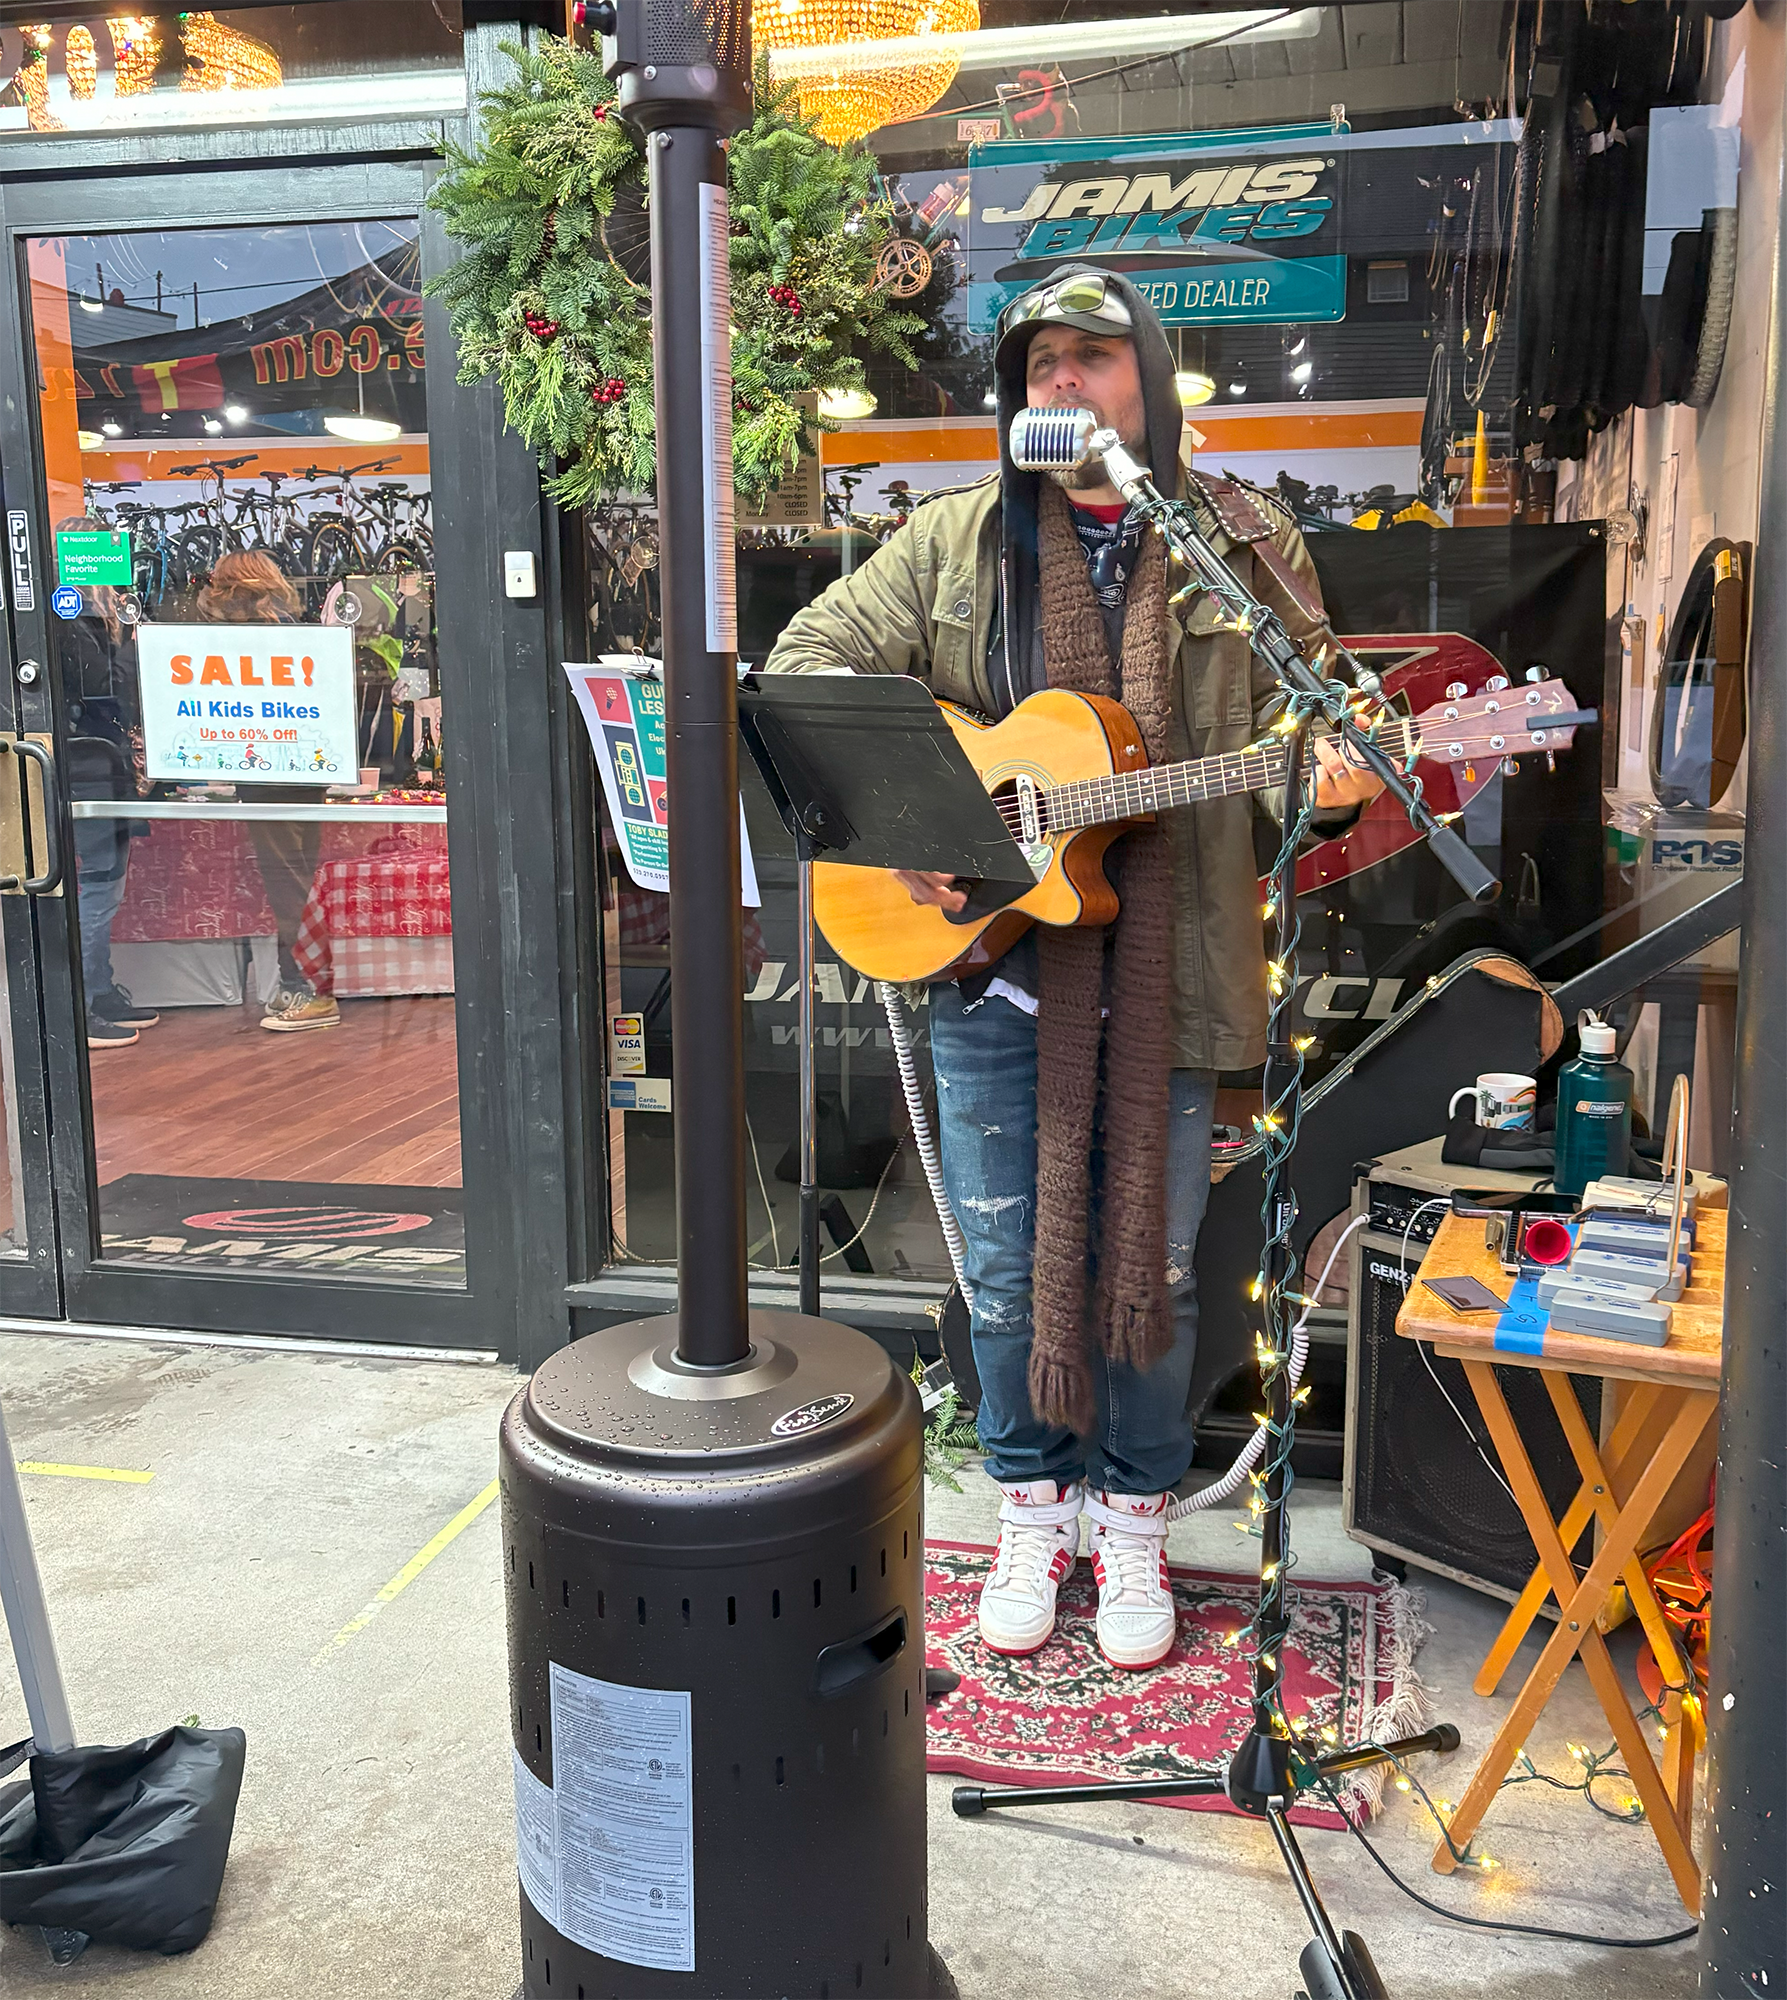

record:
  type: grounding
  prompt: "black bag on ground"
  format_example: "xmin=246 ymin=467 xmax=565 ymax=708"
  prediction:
xmin=0 ymin=1725 xmax=245 ymax=1954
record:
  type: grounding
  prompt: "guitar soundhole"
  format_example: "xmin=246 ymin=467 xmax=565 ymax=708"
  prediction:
xmin=989 ymin=778 xmax=1053 ymax=883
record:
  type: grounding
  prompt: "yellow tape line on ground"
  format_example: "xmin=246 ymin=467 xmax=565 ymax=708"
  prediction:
xmin=17 ymin=1460 xmax=154 ymax=1483
xmin=312 ymin=1479 xmax=499 ymax=1665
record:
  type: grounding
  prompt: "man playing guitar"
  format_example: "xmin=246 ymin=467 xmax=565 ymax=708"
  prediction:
xmin=767 ymin=265 xmax=1382 ymax=1670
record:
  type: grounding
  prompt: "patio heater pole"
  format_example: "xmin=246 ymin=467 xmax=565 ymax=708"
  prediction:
xmin=1703 ymin=67 xmax=1787 ymax=1991
xmin=599 ymin=0 xmax=754 ymax=1367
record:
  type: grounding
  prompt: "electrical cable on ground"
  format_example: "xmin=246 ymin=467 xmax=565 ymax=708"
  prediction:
xmin=1311 ymin=1770 xmax=1698 ymax=1951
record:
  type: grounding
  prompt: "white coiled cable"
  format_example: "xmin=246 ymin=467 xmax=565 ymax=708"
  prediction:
xmin=878 ymin=982 xmax=972 ymax=1304
xmin=1167 ymin=1210 xmax=1370 ymax=1517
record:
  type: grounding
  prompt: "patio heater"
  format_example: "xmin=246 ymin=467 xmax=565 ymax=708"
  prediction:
xmin=500 ymin=5 xmax=934 ymax=1996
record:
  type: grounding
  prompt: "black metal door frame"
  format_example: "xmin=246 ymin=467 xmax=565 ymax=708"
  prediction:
xmin=0 ymin=80 xmax=586 ymax=1356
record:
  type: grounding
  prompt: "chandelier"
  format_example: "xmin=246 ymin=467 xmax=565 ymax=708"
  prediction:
xmin=7 ymin=14 xmax=282 ymax=131
xmin=756 ymin=0 xmax=980 ymax=146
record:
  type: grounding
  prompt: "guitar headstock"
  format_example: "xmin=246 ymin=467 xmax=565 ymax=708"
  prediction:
xmin=1406 ymin=675 xmax=1594 ymax=777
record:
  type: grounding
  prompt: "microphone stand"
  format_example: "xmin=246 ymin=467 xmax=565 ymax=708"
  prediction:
xmin=953 ymin=433 xmax=1489 ymax=2000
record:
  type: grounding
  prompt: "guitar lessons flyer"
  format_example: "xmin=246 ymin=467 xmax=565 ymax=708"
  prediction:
xmin=136 ymin=623 xmax=357 ymax=782
xmin=564 ymin=660 xmax=758 ymax=902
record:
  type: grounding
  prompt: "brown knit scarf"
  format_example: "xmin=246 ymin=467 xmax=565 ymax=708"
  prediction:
xmin=1027 ymin=481 xmax=1177 ymax=1436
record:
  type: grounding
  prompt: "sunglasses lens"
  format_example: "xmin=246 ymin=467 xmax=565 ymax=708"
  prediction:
xmin=1054 ymin=277 xmax=1109 ymax=312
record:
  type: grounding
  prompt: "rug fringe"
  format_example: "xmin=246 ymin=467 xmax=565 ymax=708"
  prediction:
xmin=1332 ymin=1582 xmax=1435 ymax=1827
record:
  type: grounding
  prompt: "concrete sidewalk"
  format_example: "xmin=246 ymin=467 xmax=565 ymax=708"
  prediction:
xmin=0 ymin=1333 xmax=1700 ymax=1997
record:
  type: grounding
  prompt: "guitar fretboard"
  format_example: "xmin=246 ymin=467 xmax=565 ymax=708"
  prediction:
xmin=1046 ymin=718 xmax=1421 ymax=831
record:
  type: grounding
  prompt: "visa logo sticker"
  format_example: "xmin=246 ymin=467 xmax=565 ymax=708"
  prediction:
xmin=609 ymin=1012 xmax=646 ymax=1076
xmin=608 ymin=1077 xmax=671 ymax=1113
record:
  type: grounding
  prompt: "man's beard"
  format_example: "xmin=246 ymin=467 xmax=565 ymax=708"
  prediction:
xmin=1042 ymin=416 xmax=1148 ymax=492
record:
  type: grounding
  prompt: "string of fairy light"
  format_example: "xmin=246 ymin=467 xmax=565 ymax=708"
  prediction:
xmin=1202 ymin=597 xmax=1429 ymax=1741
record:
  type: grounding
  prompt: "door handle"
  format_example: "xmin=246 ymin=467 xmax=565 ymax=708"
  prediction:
xmin=0 ymin=737 xmax=64 ymax=896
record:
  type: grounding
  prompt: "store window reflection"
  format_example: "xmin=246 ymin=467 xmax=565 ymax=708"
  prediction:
xmin=32 ymin=219 xmax=463 ymax=1287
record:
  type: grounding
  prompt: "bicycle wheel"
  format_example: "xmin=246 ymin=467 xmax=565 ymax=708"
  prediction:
xmin=373 ymin=538 xmax=426 ymax=576
xmin=175 ymin=525 xmax=224 ymax=591
xmin=301 ymin=517 xmax=362 ymax=585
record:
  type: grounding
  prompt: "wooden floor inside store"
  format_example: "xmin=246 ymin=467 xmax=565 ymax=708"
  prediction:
xmin=89 ymin=996 xmax=462 ymax=1189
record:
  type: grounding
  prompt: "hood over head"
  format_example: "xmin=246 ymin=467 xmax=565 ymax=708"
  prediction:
xmin=989 ymin=262 xmax=1186 ymax=710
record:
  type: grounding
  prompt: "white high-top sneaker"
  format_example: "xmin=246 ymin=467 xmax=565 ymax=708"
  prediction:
xmin=1086 ymin=1490 xmax=1176 ymax=1670
xmin=977 ymin=1480 xmax=1084 ymax=1656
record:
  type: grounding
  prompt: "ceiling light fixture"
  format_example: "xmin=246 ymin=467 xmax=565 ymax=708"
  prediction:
xmin=101 ymin=420 xmax=122 ymax=437
xmin=1290 ymin=360 xmax=1313 ymax=384
xmin=78 ymin=428 xmax=103 ymax=449
xmin=225 ymin=404 xmax=248 ymax=424
xmin=817 ymin=386 xmax=877 ymax=421
xmin=78 ymin=294 xmax=103 ymax=313
xmin=1174 ymin=369 xmax=1216 ymax=407
xmin=203 ymin=418 xmax=224 ymax=434
xmin=1228 ymin=381 xmax=1248 ymax=397
xmin=765 ymin=8 xmax=1320 ymax=94
xmin=324 ymin=414 xmax=402 ymax=443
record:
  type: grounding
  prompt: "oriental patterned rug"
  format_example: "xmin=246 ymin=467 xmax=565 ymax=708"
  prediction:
xmin=923 ymin=1541 xmax=1431 ymax=1827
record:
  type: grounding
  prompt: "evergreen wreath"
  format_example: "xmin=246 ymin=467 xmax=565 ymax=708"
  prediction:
xmin=426 ymin=34 xmax=923 ymax=509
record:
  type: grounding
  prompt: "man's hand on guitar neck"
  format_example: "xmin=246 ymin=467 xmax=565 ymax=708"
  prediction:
xmin=893 ymin=869 xmax=968 ymax=913
xmin=1311 ymin=733 xmax=1386 ymax=812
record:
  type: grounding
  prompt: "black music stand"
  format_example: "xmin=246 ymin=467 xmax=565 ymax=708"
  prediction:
xmin=737 ymin=673 xmax=1033 ymax=1315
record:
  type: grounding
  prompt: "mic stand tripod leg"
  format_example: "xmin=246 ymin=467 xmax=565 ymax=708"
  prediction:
xmin=1266 ymin=1800 xmax=1388 ymax=2000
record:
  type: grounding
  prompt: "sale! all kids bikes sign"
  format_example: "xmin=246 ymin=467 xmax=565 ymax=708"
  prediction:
xmin=135 ymin=623 xmax=357 ymax=782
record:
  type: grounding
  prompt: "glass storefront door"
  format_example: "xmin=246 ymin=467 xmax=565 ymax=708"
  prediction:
xmin=0 ymin=166 xmax=490 ymax=1343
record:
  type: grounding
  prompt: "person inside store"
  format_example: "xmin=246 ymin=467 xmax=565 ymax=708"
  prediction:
xmin=766 ymin=265 xmax=1383 ymax=1670
xmin=54 ymin=518 xmax=158 ymax=1052
xmin=195 ymin=552 xmax=338 ymax=1033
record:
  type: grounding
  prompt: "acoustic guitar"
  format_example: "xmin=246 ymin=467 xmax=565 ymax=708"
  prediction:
xmin=811 ymin=677 xmax=1586 ymax=983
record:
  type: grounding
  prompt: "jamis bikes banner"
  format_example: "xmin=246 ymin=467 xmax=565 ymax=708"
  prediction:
xmin=136 ymin=623 xmax=357 ymax=782
xmin=953 ymin=118 xmax=1519 ymax=334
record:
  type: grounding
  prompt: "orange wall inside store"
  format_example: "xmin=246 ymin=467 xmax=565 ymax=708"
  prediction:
xmin=28 ymin=240 xmax=86 ymax=533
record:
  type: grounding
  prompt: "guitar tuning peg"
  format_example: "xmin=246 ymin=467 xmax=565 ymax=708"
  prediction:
xmin=1500 ymin=755 xmax=1520 ymax=777
xmin=1485 ymin=674 xmax=1510 ymax=692
xmin=1525 ymin=666 xmax=1547 ymax=683
xmin=1445 ymin=681 xmax=1467 ymax=700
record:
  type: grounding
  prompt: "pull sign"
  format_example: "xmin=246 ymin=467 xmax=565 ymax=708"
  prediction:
xmin=6 ymin=511 xmax=33 ymax=612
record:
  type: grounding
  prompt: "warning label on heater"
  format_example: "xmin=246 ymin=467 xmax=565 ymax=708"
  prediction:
xmin=549 ymin=1662 xmax=694 ymax=1971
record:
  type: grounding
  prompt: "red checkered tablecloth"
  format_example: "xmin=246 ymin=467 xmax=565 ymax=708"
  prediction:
xmin=293 ymin=847 xmax=453 ymax=997
xmin=114 ymin=818 xmax=447 ymax=942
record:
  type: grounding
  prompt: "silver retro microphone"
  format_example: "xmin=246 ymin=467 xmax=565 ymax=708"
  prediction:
xmin=1008 ymin=407 xmax=1154 ymax=504
xmin=1006 ymin=405 xmax=1099 ymax=472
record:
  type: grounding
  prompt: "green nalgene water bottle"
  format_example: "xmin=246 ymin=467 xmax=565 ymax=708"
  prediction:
xmin=1554 ymin=1009 xmax=1633 ymax=1198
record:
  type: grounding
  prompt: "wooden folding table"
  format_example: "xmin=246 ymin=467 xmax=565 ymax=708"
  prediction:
xmin=1395 ymin=1209 xmax=1723 ymax=1913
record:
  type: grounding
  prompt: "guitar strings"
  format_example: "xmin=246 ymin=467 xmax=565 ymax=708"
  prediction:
xmin=986 ymin=717 xmax=1425 ymax=836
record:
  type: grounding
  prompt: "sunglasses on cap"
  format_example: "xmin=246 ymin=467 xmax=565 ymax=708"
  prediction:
xmin=998 ymin=272 xmax=1133 ymax=336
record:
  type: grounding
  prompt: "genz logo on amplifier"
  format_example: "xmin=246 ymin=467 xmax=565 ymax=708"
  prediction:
xmin=1367 ymin=1259 xmax=1412 ymax=1292
xmin=771 ymin=1394 xmax=854 ymax=1438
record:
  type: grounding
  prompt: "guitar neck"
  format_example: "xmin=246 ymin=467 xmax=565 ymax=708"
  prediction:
xmin=1047 ymin=717 xmax=1418 ymax=830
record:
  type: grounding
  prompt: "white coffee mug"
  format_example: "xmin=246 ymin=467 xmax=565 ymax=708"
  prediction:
xmin=1449 ymin=1072 xmax=1537 ymax=1131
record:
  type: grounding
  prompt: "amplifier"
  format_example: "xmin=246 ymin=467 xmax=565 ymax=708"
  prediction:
xmin=1343 ymin=1145 xmax=1600 ymax=1606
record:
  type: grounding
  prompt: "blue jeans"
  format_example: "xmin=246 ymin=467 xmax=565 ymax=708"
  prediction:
xmin=73 ymin=818 xmax=130 ymax=1003
xmin=928 ymin=982 xmax=1216 ymax=1495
